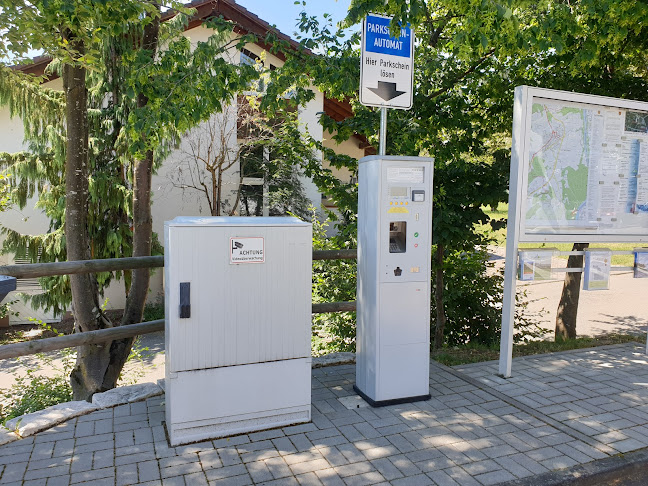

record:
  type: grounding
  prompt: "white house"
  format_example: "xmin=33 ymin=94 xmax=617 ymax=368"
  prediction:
xmin=0 ymin=0 xmax=371 ymax=325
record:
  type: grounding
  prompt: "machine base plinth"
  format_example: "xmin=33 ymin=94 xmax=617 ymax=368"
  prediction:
xmin=353 ymin=385 xmax=431 ymax=408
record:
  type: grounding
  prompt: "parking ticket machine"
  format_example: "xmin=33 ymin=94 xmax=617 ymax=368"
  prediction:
xmin=355 ymin=156 xmax=433 ymax=406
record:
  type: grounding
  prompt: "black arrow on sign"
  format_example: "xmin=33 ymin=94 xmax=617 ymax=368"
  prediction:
xmin=367 ymin=81 xmax=406 ymax=101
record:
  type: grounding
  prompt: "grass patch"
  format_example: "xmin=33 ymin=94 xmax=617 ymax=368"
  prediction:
xmin=431 ymin=333 xmax=644 ymax=366
xmin=518 ymin=242 xmax=637 ymax=267
xmin=432 ymin=344 xmax=500 ymax=366
xmin=475 ymin=202 xmax=508 ymax=245
xmin=477 ymin=202 xmax=643 ymax=266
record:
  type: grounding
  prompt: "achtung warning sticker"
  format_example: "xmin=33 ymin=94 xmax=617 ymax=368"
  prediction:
xmin=230 ymin=237 xmax=265 ymax=264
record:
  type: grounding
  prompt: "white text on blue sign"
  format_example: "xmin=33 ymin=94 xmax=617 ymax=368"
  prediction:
xmin=365 ymin=15 xmax=411 ymax=58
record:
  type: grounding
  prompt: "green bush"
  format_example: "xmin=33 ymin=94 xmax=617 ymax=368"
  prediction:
xmin=142 ymin=301 xmax=165 ymax=322
xmin=2 ymin=373 xmax=73 ymax=423
xmin=1 ymin=321 xmax=75 ymax=425
xmin=1 ymin=320 xmax=155 ymax=424
xmin=310 ymin=212 xmax=545 ymax=355
xmin=311 ymin=215 xmax=357 ymax=356
xmin=432 ymin=246 xmax=547 ymax=347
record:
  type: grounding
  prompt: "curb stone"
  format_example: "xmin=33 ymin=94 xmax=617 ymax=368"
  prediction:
xmin=501 ymin=446 xmax=648 ymax=485
xmin=4 ymin=400 xmax=99 ymax=438
xmin=4 ymin=382 xmax=163 ymax=442
xmin=312 ymin=352 xmax=355 ymax=368
xmin=0 ymin=426 xmax=18 ymax=446
xmin=92 ymin=382 xmax=162 ymax=408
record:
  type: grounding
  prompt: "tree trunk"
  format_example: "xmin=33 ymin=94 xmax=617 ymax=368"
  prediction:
xmin=215 ymin=167 xmax=222 ymax=216
xmin=555 ymin=242 xmax=589 ymax=340
xmin=100 ymin=13 xmax=160 ymax=391
xmin=433 ymin=244 xmax=446 ymax=349
xmin=64 ymin=42 xmax=114 ymax=402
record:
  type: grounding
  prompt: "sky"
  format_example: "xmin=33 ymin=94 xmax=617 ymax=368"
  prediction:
xmin=3 ymin=1 xmax=355 ymax=64
xmin=236 ymin=0 xmax=354 ymax=39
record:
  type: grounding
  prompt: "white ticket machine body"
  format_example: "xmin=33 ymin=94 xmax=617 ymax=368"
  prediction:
xmin=355 ymin=156 xmax=433 ymax=406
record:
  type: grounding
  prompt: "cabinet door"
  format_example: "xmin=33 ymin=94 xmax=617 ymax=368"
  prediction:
xmin=379 ymin=282 xmax=429 ymax=346
xmin=166 ymin=225 xmax=311 ymax=373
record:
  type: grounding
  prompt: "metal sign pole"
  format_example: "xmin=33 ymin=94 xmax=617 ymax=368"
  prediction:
xmin=262 ymin=146 xmax=270 ymax=217
xmin=379 ymin=107 xmax=387 ymax=156
xmin=498 ymin=89 xmax=526 ymax=378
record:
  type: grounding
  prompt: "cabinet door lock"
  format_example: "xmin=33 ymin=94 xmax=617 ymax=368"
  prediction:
xmin=179 ymin=282 xmax=191 ymax=318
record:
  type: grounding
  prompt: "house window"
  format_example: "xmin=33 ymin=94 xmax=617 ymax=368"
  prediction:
xmin=240 ymin=48 xmax=260 ymax=66
xmin=240 ymin=49 xmax=266 ymax=93
xmin=14 ymin=246 xmax=43 ymax=292
xmin=239 ymin=146 xmax=267 ymax=216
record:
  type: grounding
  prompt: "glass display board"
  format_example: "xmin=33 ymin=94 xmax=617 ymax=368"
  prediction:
xmin=514 ymin=87 xmax=648 ymax=242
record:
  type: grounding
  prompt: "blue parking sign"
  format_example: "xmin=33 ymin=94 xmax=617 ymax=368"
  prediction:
xmin=360 ymin=13 xmax=414 ymax=109
xmin=364 ymin=14 xmax=411 ymax=58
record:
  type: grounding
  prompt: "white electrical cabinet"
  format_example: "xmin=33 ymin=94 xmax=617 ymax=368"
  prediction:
xmin=164 ymin=217 xmax=312 ymax=446
xmin=356 ymin=156 xmax=434 ymax=406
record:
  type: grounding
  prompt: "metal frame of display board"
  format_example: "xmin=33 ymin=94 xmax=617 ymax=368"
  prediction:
xmin=500 ymin=86 xmax=648 ymax=377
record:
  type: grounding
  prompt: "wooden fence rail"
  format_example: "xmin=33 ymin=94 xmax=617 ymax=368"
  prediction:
xmin=0 ymin=299 xmax=358 ymax=361
xmin=0 ymin=320 xmax=165 ymax=360
xmin=0 ymin=250 xmax=357 ymax=279
xmin=0 ymin=250 xmax=358 ymax=360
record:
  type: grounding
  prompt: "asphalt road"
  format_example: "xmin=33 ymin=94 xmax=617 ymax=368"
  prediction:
xmin=521 ymin=271 xmax=648 ymax=339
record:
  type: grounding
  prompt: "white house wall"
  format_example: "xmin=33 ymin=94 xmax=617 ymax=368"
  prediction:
xmin=0 ymin=78 xmax=65 ymax=324
xmin=322 ymin=129 xmax=365 ymax=183
xmin=299 ymin=88 xmax=324 ymax=209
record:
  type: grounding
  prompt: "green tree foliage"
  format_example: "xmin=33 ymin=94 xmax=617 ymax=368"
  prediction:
xmin=1 ymin=14 xmax=260 ymax=313
xmin=0 ymin=65 xmax=68 ymax=309
xmin=289 ymin=0 xmax=648 ymax=348
xmin=0 ymin=1 xmax=262 ymax=399
xmin=311 ymin=212 xmax=357 ymax=355
xmin=502 ymin=1 xmax=648 ymax=340
xmin=278 ymin=2 xmax=522 ymax=348
xmin=527 ymin=2 xmax=648 ymax=340
xmin=433 ymin=247 xmax=547 ymax=347
xmin=0 ymin=173 xmax=10 ymax=213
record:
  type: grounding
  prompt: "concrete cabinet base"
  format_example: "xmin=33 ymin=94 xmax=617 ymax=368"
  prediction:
xmin=166 ymin=358 xmax=311 ymax=446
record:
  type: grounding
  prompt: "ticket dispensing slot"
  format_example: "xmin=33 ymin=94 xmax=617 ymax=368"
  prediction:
xmin=389 ymin=222 xmax=406 ymax=253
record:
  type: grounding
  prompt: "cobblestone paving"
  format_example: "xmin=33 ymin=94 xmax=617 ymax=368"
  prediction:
xmin=457 ymin=343 xmax=648 ymax=457
xmin=1 ymin=344 xmax=646 ymax=485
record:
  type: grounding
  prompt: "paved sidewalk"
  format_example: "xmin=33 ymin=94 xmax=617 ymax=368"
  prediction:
xmin=1 ymin=343 xmax=648 ymax=485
